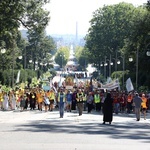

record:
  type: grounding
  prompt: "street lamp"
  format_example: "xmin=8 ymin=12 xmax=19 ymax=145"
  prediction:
xmin=29 ymin=60 xmax=32 ymax=63
xmin=18 ymin=55 xmax=22 ymax=60
xmin=146 ymin=51 xmax=150 ymax=56
xmin=117 ymin=55 xmax=125 ymax=90
xmin=129 ymin=57 xmax=133 ymax=62
xmin=146 ymin=43 xmax=150 ymax=56
xmin=100 ymin=55 xmax=113 ymax=78
xmin=1 ymin=48 xmax=6 ymax=70
xmin=1 ymin=48 xmax=6 ymax=54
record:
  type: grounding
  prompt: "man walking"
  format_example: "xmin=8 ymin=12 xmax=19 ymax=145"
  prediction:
xmin=58 ymin=89 xmax=66 ymax=118
xmin=133 ymin=93 xmax=142 ymax=121
xmin=76 ymin=89 xmax=84 ymax=116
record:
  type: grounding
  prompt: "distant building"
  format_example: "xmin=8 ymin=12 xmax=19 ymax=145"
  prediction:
xmin=65 ymin=45 xmax=79 ymax=71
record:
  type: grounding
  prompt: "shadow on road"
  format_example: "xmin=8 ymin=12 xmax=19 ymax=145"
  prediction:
xmin=12 ymin=112 xmax=150 ymax=143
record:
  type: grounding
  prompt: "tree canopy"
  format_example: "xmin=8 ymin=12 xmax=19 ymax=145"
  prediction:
xmin=84 ymin=2 xmax=150 ymax=90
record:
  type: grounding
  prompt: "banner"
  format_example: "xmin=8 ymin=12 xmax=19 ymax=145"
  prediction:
xmin=65 ymin=76 xmax=74 ymax=89
xmin=126 ymin=78 xmax=134 ymax=92
xmin=16 ymin=70 xmax=20 ymax=84
xmin=101 ymin=79 xmax=120 ymax=90
xmin=75 ymin=74 xmax=79 ymax=86
xmin=58 ymin=75 xmax=62 ymax=87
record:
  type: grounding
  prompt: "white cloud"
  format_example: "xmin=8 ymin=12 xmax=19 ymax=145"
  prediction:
xmin=45 ymin=0 xmax=146 ymax=35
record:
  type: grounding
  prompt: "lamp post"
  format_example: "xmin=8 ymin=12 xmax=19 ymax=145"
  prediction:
xmin=129 ymin=47 xmax=139 ymax=91
xmin=117 ymin=55 xmax=125 ymax=90
xmin=104 ymin=56 xmax=107 ymax=78
xmin=105 ymin=57 xmax=113 ymax=77
xmin=136 ymin=48 xmax=139 ymax=91
xmin=60 ymin=54 xmax=65 ymax=71
xmin=100 ymin=55 xmax=113 ymax=78
xmin=1 ymin=48 xmax=6 ymax=71
xmin=12 ymin=49 xmax=15 ymax=89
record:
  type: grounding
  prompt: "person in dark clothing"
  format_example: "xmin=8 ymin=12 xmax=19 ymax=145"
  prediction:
xmin=29 ymin=90 xmax=36 ymax=110
xmin=72 ymin=90 xmax=77 ymax=110
xmin=76 ymin=89 xmax=85 ymax=116
xmin=103 ymin=92 xmax=113 ymax=125
xmin=87 ymin=92 xmax=94 ymax=113
xmin=24 ymin=92 xmax=29 ymax=110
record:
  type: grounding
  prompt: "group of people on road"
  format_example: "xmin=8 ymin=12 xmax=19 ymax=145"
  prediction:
xmin=0 ymin=85 xmax=149 ymax=122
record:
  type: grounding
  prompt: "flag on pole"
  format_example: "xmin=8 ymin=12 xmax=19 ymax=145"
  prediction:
xmin=16 ymin=70 xmax=20 ymax=84
xmin=49 ymin=79 xmax=53 ymax=87
xmin=126 ymin=78 xmax=134 ymax=92
xmin=89 ymin=76 xmax=93 ymax=92
xmin=58 ymin=75 xmax=62 ymax=87
xmin=75 ymin=74 xmax=78 ymax=86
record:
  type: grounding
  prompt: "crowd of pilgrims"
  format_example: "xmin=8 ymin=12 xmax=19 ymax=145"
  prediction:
xmin=0 ymin=85 xmax=149 ymax=118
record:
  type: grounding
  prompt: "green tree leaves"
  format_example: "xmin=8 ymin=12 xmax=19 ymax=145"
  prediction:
xmin=85 ymin=2 xmax=150 ymax=89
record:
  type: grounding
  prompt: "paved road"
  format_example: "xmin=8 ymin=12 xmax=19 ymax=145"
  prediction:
xmin=0 ymin=110 xmax=150 ymax=150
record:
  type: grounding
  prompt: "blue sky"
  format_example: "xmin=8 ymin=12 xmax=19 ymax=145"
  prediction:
xmin=45 ymin=0 xmax=146 ymax=35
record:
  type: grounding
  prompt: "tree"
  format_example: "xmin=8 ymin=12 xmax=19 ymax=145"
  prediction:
xmin=84 ymin=2 xmax=150 ymax=88
xmin=0 ymin=0 xmax=52 ymax=86
xmin=55 ymin=47 xmax=70 ymax=67
xmin=122 ymin=6 xmax=150 ymax=89
xmin=85 ymin=3 xmax=140 ymax=64
xmin=75 ymin=46 xmax=88 ymax=70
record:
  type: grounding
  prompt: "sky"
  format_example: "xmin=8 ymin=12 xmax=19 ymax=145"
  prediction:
xmin=45 ymin=0 xmax=146 ymax=36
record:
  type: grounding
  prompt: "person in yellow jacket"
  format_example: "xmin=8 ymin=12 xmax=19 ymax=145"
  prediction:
xmin=94 ymin=90 xmax=101 ymax=112
xmin=36 ymin=90 xmax=44 ymax=111
xmin=0 ymin=86 xmax=3 ymax=110
xmin=141 ymin=93 xmax=147 ymax=120
xmin=49 ymin=89 xmax=55 ymax=111
xmin=0 ymin=91 xmax=4 ymax=110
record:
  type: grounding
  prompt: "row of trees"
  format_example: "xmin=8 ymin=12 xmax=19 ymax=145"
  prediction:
xmin=0 ymin=0 xmax=56 ymax=88
xmin=82 ymin=2 xmax=150 ymax=91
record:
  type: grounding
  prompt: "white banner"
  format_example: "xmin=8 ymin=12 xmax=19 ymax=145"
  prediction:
xmin=126 ymin=78 xmax=134 ymax=92
xmin=16 ymin=70 xmax=20 ymax=84
xmin=101 ymin=79 xmax=120 ymax=90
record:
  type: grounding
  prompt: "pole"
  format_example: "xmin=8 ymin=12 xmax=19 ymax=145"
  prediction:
xmin=115 ymin=51 xmax=117 ymax=72
xmin=109 ymin=54 xmax=111 ymax=77
xmin=12 ymin=49 xmax=15 ymax=88
xmin=104 ymin=56 xmax=106 ymax=78
xmin=24 ymin=46 xmax=27 ymax=82
xmin=61 ymin=56 xmax=63 ymax=69
xmin=136 ymin=47 xmax=139 ymax=91
xmin=122 ymin=55 xmax=125 ymax=90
